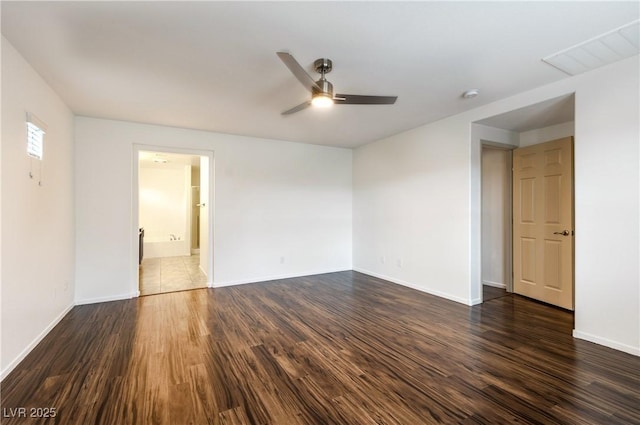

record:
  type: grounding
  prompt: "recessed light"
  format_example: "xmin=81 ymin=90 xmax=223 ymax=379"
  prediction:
xmin=462 ymin=89 xmax=480 ymax=99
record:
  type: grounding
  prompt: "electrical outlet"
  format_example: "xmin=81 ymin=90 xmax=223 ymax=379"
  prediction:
xmin=280 ymin=256 xmax=285 ymax=264
xmin=397 ymin=259 xmax=403 ymax=268
xmin=380 ymin=256 xmax=386 ymax=264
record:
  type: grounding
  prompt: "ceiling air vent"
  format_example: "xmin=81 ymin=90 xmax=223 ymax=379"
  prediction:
xmin=542 ymin=20 xmax=639 ymax=76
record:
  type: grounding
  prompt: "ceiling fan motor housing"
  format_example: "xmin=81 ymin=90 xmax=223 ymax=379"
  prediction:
xmin=314 ymin=58 xmax=332 ymax=74
xmin=313 ymin=58 xmax=334 ymax=97
xmin=313 ymin=79 xmax=334 ymax=98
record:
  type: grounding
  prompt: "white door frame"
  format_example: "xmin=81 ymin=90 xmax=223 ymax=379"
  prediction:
xmin=131 ymin=144 xmax=215 ymax=296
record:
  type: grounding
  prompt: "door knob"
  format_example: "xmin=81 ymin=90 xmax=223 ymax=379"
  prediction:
xmin=553 ymin=230 xmax=571 ymax=236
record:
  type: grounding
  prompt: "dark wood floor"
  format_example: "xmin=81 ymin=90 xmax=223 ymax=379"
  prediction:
xmin=2 ymin=271 xmax=639 ymax=424
xmin=482 ymin=285 xmax=508 ymax=302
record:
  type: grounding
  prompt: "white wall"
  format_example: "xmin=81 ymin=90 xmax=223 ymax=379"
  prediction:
xmin=1 ymin=37 xmax=75 ymax=378
xmin=354 ymin=56 xmax=639 ymax=355
xmin=139 ymin=165 xmax=190 ymax=245
xmin=75 ymin=117 xmax=353 ymax=303
xmin=573 ymin=59 xmax=639 ymax=354
xmin=353 ymin=118 xmax=472 ymax=304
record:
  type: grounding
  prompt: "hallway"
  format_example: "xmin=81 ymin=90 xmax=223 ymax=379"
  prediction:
xmin=139 ymin=254 xmax=207 ymax=296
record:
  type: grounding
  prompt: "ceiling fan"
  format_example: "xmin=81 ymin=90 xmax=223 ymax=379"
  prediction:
xmin=277 ymin=51 xmax=398 ymax=115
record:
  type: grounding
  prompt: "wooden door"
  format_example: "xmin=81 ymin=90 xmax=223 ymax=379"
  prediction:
xmin=513 ymin=137 xmax=574 ymax=310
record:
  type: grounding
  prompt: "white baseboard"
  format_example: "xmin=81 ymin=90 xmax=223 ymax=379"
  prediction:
xmin=213 ymin=268 xmax=352 ymax=288
xmin=353 ymin=268 xmax=472 ymax=306
xmin=573 ymin=330 xmax=640 ymax=356
xmin=1 ymin=303 xmax=74 ymax=380
xmin=469 ymin=297 xmax=483 ymax=306
xmin=482 ymin=280 xmax=506 ymax=289
xmin=75 ymin=292 xmax=137 ymax=305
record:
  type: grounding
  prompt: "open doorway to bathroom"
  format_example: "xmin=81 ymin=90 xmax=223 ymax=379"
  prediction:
xmin=137 ymin=150 xmax=210 ymax=296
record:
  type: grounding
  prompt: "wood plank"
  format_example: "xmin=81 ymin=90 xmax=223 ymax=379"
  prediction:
xmin=1 ymin=271 xmax=639 ymax=424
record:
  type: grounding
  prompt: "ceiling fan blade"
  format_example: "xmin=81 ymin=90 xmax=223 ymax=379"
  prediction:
xmin=277 ymin=52 xmax=321 ymax=92
xmin=282 ymin=101 xmax=311 ymax=115
xmin=334 ymin=94 xmax=398 ymax=105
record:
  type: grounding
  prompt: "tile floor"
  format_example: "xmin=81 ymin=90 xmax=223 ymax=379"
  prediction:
xmin=139 ymin=254 xmax=208 ymax=296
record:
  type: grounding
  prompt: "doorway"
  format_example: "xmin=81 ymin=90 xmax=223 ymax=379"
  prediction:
xmin=135 ymin=148 xmax=213 ymax=296
xmin=481 ymin=145 xmax=513 ymax=302
xmin=473 ymin=94 xmax=575 ymax=307
xmin=481 ymin=137 xmax=575 ymax=308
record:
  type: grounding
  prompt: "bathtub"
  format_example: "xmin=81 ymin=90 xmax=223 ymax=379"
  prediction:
xmin=144 ymin=237 xmax=190 ymax=259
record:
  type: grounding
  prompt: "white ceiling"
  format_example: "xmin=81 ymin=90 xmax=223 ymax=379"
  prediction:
xmin=2 ymin=2 xmax=638 ymax=148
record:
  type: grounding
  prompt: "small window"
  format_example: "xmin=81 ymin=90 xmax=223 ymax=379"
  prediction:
xmin=26 ymin=112 xmax=47 ymax=160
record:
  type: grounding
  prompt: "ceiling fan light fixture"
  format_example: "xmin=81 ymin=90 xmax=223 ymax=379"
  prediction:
xmin=276 ymin=52 xmax=398 ymax=115
xmin=311 ymin=93 xmax=334 ymax=108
